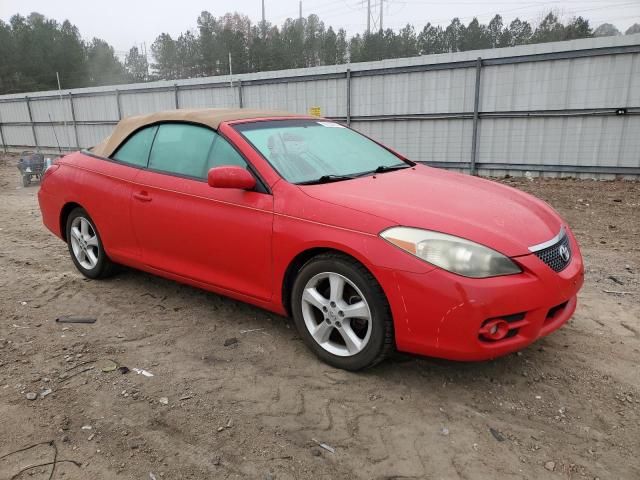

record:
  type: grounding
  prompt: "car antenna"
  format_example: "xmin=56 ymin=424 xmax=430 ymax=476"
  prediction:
xmin=48 ymin=112 xmax=62 ymax=153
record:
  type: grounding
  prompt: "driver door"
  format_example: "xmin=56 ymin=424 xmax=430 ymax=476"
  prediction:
xmin=130 ymin=123 xmax=274 ymax=300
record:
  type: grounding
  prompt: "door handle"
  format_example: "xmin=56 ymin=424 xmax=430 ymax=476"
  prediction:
xmin=133 ymin=191 xmax=152 ymax=202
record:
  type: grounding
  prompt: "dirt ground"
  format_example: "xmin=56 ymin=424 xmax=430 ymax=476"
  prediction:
xmin=0 ymin=153 xmax=638 ymax=480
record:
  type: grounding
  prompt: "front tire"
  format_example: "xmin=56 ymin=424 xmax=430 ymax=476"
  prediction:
xmin=65 ymin=207 xmax=115 ymax=279
xmin=291 ymin=253 xmax=394 ymax=371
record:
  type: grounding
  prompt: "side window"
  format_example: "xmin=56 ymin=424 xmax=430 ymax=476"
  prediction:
xmin=148 ymin=123 xmax=216 ymax=179
xmin=206 ymin=135 xmax=248 ymax=170
xmin=112 ymin=125 xmax=158 ymax=167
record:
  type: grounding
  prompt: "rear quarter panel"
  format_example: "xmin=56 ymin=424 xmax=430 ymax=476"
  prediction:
xmin=43 ymin=152 xmax=141 ymax=263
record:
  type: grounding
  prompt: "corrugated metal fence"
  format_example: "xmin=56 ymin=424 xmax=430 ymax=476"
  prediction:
xmin=1 ymin=34 xmax=639 ymax=177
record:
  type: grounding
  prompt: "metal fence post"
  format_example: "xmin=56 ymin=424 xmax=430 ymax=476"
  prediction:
xmin=174 ymin=83 xmax=179 ymax=109
xmin=25 ymin=96 xmax=39 ymax=152
xmin=346 ymin=68 xmax=352 ymax=127
xmin=115 ymin=89 xmax=122 ymax=120
xmin=0 ymin=113 xmax=7 ymax=153
xmin=238 ymin=79 xmax=243 ymax=108
xmin=470 ymin=57 xmax=482 ymax=176
xmin=69 ymin=92 xmax=80 ymax=150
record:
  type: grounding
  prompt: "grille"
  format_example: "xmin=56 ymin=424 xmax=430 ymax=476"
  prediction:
xmin=533 ymin=234 xmax=571 ymax=272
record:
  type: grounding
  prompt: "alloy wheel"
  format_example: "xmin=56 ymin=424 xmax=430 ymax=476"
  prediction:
xmin=69 ymin=216 xmax=100 ymax=270
xmin=301 ymin=272 xmax=372 ymax=357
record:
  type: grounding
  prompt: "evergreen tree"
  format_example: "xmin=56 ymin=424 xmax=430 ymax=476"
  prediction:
xmin=151 ymin=33 xmax=179 ymax=79
xmin=85 ymin=38 xmax=127 ymax=86
xmin=0 ymin=20 xmax=16 ymax=93
xmin=125 ymin=47 xmax=149 ymax=82
xmin=281 ymin=17 xmax=306 ymax=69
xmin=197 ymin=11 xmax=219 ymax=76
xmin=348 ymin=34 xmax=364 ymax=63
xmin=336 ymin=29 xmax=348 ymax=64
xmin=176 ymin=31 xmax=201 ymax=78
xmin=304 ymin=14 xmax=325 ymax=67
xmin=487 ymin=15 xmax=503 ymax=48
xmin=397 ymin=24 xmax=419 ymax=57
xmin=418 ymin=23 xmax=446 ymax=55
xmin=461 ymin=18 xmax=491 ymax=51
xmin=444 ymin=18 xmax=465 ymax=52
xmin=564 ymin=17 xmax=592 ymax=40
xmin=506 ymin=18 xmax=533 ymax=46
xmin=531 ymin=12 xmax=565 ymax=43
xmin=321 ymin=27 xmax=339 ymax=65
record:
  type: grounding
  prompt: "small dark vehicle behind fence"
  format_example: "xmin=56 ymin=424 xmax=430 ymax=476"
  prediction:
xmin=17 ymin=151 xmax=45 ymax=187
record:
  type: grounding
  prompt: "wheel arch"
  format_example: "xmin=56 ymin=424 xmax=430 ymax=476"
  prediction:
xmin=281 ymin=245 xmax=382 ymax=318
xmin=59 ymin=202 xmax=83 ymax=241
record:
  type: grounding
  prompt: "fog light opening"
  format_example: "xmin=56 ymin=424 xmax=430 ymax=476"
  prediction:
xmin=479 ymin=319 xmax=510 ymax=341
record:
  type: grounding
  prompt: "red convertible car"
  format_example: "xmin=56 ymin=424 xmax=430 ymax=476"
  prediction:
xmin=38 ymin=109 xmax=584 ymax=370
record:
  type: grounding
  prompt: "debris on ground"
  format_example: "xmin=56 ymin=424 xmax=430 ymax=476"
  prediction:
xmin=312 ymin=438 xmax=335 ymax=454
xmin=159 ymin=397 xmax=169 ymax=405
xmin=132 ymin=368 xmax=154 ymax=377
xmin=99 ymin=359 xmax=118 ymax=372
xmin=25 ymin=392 xmax=37 ymax=401
xmin=40 ymin=389 xmax=52 ymax=399
xmin=240 ymin=328 xmax=265 ymax=334
xmin=224 ymin=337 xmax=238 ymax=346
xmin=544 ymin=461 xmax=556 ymax=471
xmin=55 ymin=316 xmax=97 ymax=324
xmin=440 ymin=427 xmax=450 ymax=436
xmin=118 ymin=366 xmax=130 ymax=374
xmin=489 ymin=427 xmax=506 ymax=442
xmin=607 ymin=275 xmax=624 ymax=285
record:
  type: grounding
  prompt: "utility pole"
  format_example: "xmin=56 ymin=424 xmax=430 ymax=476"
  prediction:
xmin=261 ymin=0 xmax=265 ymax=24
xmin=367 ymin=0 xmax=371 ymax=34
xmin=380 ymin=0 xmax=384 ymax=32
xmin=299 ymin=1 xmax=302 ymax=21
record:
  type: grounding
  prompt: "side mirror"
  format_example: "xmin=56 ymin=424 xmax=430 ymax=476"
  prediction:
xmin=207 ymin=166 xmax=256 ymax=190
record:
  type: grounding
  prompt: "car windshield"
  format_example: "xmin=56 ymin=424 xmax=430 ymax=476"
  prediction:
xmin=234 ymin=119 xmax=409 ymax=184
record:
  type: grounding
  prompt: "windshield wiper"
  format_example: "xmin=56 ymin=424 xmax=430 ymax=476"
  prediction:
xmin=298 ymin=174 xmax=357 ymax=185
xmin=298 ymin=163 xmax=413 ymax=185
xmin=371 ymin=164 xmax=412 ymax=174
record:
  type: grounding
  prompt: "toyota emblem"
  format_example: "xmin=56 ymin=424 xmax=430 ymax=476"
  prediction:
xmin=558 ymin=244 xmax=570 ymax=262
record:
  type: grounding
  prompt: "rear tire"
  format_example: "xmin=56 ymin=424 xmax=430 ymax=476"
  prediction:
xmin=65 ymin=207 xmax=115 ymax=279
xmin=291 ymin=253 xmax=394 ymax=371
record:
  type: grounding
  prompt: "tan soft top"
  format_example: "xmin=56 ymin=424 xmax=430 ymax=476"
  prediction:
xmin=91 ymin=108 xmax=303 ymax=158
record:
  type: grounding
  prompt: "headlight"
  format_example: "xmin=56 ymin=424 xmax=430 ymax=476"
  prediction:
xmin=380 ymin=227 xmax=521 ymax=278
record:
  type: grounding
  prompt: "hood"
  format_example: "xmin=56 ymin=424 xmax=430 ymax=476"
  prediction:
xmin=298 ymin=165 xmax=563 ymax=257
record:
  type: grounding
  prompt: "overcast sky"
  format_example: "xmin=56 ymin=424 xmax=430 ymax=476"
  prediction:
xmin=1 ymin=0 xmax=638 ymax=58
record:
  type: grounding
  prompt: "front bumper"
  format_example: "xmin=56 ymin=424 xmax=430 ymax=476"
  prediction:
xmin=377 ymin=230 xmax=584 ymax=361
